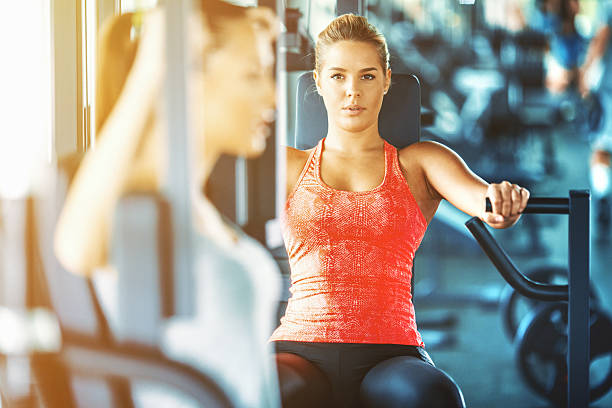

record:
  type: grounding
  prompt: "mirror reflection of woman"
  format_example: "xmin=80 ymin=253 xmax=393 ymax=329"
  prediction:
xmin=54 ymin=2 xmax=282 ymax=407
xmin=270 ymin=14 xmax=529 ymax=408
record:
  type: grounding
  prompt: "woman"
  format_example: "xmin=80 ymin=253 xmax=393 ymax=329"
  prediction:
xmin=54 ymin=2 xmax=282 ymax=407
xmin=269 ymin=14 xmax=529 ymax=408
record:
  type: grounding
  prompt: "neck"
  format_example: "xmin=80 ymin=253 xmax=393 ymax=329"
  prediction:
xmin=191 ymin=139 xmax=240 ymax=245
xmin=194 ymin=142 xmax=221 ymax=191
xmin=152 ymin=111 xmax=221 ymax=197
xmin=325 ymin=121 xmax=384 ymax=154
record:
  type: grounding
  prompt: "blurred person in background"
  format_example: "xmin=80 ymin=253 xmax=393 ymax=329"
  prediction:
xmin=530 ymin=0 xmax=586 ymax=93
xmin=54 ymin=1 xmax=282 ymax=406
xmin=578 ymin=0 xmax=612 ymax=242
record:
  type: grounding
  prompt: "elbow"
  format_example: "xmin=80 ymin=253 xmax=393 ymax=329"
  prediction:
xmin=54 ymin=224 xmax=95 ymax=277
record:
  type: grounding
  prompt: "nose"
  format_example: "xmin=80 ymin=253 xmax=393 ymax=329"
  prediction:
xmin=345 ymin=77 xmax=361 ymax=98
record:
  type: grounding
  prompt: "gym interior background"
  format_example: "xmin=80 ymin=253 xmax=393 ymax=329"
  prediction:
xmin=1 ymin=0 xmax=611 ymax=407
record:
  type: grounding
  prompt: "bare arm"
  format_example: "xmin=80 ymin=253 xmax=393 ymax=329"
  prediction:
xmin=579 ymin=25 xmax=611 ymax=95
xmin=408 ymin=141 xmax=529 ymax=229
xmin=54 ymin=11 xmax=165 ymax=275
xmin=582 ymin=26 xmax=610 ymax=73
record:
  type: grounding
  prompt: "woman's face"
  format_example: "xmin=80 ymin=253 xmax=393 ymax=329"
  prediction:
xmin=192 ymin=18 xmax=275 ymax=158
xmin=314 ymin=40 xmax=390 ymax=135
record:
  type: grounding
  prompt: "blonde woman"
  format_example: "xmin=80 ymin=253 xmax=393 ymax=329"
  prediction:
xmin=270 ymin=14 xmax=529 ymax=408
xmin=54 ymin=2 xmax=282 ymax=407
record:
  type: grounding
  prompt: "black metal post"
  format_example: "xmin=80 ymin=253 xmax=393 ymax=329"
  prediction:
xmin=336 ymin=0 xmax=365 ymax=16
xmin=568 ymin=190 xmax=590 ymax=407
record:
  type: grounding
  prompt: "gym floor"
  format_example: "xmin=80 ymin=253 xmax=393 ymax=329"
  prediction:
xmin=415 ymin=123 xmax=612 ymax=408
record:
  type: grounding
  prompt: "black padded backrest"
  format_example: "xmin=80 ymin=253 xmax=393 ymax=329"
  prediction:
xmin=294 ymin=72 xmax=421 ymax=149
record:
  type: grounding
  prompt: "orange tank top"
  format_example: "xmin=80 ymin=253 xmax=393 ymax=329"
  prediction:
xmin=269 ymin=138 xmax=427 ymax=346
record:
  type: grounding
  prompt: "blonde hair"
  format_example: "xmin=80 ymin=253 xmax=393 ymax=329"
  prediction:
xmin=315 ymin=14 xmax=389 ymax=73
xmin=96 ymin=1 xmax=275 ymax=134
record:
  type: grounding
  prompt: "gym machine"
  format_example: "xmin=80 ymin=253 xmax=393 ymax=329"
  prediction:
xmin=467 ymin=191 xmax=612 ymax=407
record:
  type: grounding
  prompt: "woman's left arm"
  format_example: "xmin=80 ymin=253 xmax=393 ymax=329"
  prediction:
xmin=411 ymin=141 xmax=530 ymax=229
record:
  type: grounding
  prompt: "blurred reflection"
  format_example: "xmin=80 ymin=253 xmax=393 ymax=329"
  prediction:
xmin=53 ymin=1 xmax=282 ymax=407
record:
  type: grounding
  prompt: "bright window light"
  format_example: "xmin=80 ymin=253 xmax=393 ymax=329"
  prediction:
xmin=121 ymin=0 xmax=159 ymax=13
xmin=0 ymin=1 xmax=52 ymax=199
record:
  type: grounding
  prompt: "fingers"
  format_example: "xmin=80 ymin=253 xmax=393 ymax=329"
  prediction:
xmin=510 ymin=185 xmax=521 ymax=215
xmin=500 ymin=181 xmax=512 ymax=217
xmin=484 ymin=182 xmax=530 ymax=228
xmin=519 ymin=186 xmax=530 ymax=213
xmin=482 ymin=211 xmax=504 ymax=225
xmin=487 ymin=184 xmax=503 ymax=217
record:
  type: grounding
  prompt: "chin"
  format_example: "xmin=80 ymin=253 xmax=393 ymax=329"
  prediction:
xmin=251 ymin=135 xmax=268 ymax=155
xmin=237 ymin=138 xmax=267 ymax=158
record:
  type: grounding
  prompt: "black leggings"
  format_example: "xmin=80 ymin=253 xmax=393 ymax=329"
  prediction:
xmin=274 ymin=341 xmax=465 ymax=408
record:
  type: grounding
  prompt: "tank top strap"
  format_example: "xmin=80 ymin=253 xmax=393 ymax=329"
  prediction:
xmin=286 ymin=140 xmax=321 ymax=202
xmin=311 ymin=138 xmax=324 ymax=179
xmin=383 ymin=139 xmax=404 ymax=184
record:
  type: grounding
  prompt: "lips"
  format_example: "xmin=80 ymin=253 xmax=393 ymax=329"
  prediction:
xmin=342 ymin=104 xmax=365 ymax=115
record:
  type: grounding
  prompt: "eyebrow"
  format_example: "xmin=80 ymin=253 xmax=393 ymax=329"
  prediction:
xmin=327 ymin=67 xmax=379 ymax=72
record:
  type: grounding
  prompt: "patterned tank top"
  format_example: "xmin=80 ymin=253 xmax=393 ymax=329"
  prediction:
xmin=269 ymin=138 xmax=427 ymax=346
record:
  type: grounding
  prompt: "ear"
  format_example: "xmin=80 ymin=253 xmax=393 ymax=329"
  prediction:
xmin=384 ymin=68 xmax=391 ymax=95
xmin=313 ymin=70 xmax=321 ymax=94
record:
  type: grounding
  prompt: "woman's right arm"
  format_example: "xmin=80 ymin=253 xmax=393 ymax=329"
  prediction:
xmin=54 ymin=11 xmax=165 ymax=276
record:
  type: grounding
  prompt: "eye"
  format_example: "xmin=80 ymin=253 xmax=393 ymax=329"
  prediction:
xmin=331 ymin=73 xmax=344 ymax=80
xmin=362 ymin=73 xmax=375 ymax=80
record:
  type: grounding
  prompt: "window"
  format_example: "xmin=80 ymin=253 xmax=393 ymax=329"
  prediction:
xmin=0 ymin=2 xmax=52 ymax=199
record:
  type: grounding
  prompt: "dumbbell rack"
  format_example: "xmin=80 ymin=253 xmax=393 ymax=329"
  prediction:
xmin=466 ymin=190 xmax=590 ymax=408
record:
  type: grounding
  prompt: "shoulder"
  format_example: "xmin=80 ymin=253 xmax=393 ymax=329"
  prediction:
xmin=285 ymin=146 xmax=315 ymax=197
xmin=286 ymin=145 xmax=311 ymax=160
xmin=398 ymin=140 xmax=456 ymax=167
xmin=286 ymin=145 xmax=313 ymax=172
xmin=397 ymin=141 xmax=469 ymax=193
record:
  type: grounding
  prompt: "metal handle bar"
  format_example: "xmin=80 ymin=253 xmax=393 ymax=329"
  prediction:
xmin=466 ymin=197 xmax=569 ymax=301
xmin=485 ymin=197 xmax=569 ymax=214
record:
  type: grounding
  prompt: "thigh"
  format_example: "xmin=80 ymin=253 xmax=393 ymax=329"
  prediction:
xmin=275 ymin=352 xmax=333 ymax=408
xmin=359 ymin=356 xmax=465 ymax=408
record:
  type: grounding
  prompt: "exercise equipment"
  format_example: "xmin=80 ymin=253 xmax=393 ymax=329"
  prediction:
xmin=500 ymin=265 xmax=599 ymax=342
xmin=515 ymin=302 xmax=612 ymax=406
xmin=467 ymin=191 xmax=591 ymax=407
xmin=496 ymin=260 xmax=610 ymax=405
xmin=28 ymin=174 xmax=232 ymax=408
xmin=500 ymin=265 xmax=567 ymax=341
